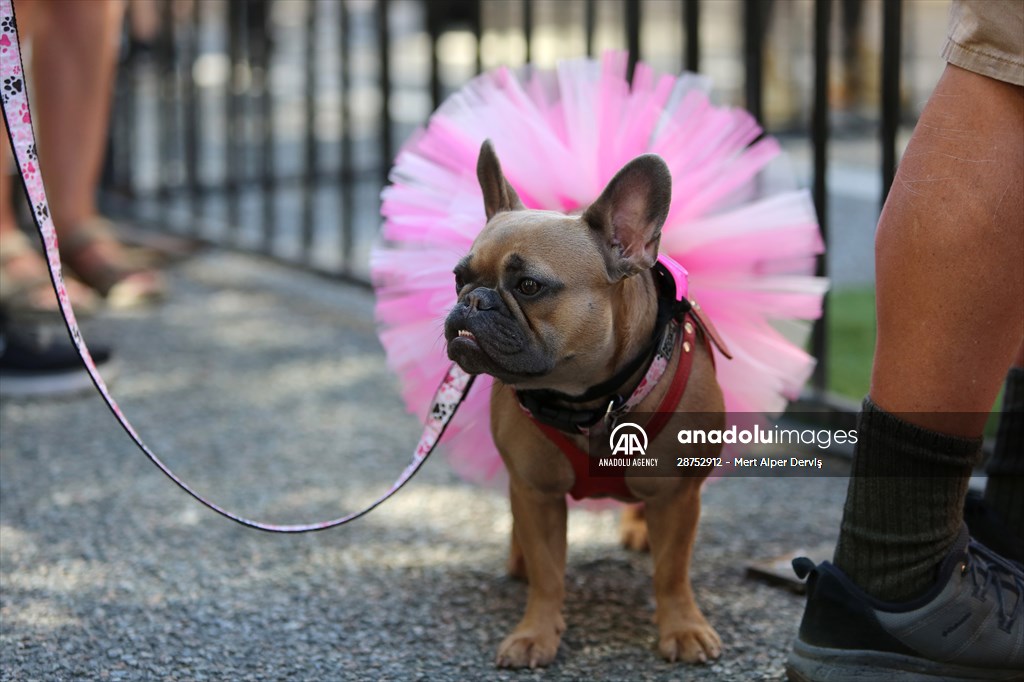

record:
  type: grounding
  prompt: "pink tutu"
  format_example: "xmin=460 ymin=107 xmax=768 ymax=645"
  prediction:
xmin=371 ymin=52 xmax=827 ymax=491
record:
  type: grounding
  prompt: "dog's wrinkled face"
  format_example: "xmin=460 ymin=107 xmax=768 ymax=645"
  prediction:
xmin=444 ymin=210 xmax=611 ymax=386
xmin=444 ymin=140 xmax=672 ymax=390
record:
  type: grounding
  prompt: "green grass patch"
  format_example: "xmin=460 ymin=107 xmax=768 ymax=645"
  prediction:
xmin=822 ymin=286 xmax=1003 ymax=437
xmin=826 ymin=287 xmax=876 ymax=401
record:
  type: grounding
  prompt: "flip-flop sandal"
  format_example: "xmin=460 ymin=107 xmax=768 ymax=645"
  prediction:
xmin=108 ymin=218 xmax=203 ymax=266
xmin=59 ymin=219 xmax=166 ymax=309
xmin=65 ymin=216 xmax=171 ymax=266
xmin=0 ymin=229 xmax=100 ymax=318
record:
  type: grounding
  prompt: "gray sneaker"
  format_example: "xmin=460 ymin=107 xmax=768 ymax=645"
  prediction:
xmin=0 ymin=315 xmax=114 ymax=398
xmin=787 ymin=526 xmax=1024 ymax=681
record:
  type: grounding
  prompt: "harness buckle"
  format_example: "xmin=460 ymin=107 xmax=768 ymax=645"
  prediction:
xmin=604 ymin=395 xmax=627 ymax=431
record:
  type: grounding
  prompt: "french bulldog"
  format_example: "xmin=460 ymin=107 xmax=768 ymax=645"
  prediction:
xmin=444 ymin=140 xmax=725 ymax=668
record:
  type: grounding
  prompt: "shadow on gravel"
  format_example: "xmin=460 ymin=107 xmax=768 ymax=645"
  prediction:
xmin=1 ymin=253 xmax=838 ymax=681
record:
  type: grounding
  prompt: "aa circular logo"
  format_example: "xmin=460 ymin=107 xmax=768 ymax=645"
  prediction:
xmin=609 ymin=422 xmax=648 ymax=457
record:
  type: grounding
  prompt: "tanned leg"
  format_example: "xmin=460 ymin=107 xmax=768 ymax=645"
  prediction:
xmin=870 ymin=64 xmax=1024 ymax=434
xmin=835 ymin=63 xmax=1024 ymax=601
xmin=29 ymin=0 xmax=124 ymax=230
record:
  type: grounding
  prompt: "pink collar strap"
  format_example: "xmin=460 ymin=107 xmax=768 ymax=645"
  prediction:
xmin=657 ymin=253 xmax=689 ymax=304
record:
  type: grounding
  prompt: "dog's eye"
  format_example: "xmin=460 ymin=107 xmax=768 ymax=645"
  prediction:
xmin=517 ymin=278 xmax=542 ymax=296
xmin=454 ymin=273 xmax=465 ymax=294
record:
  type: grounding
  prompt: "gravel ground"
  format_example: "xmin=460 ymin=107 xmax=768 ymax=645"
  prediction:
xmin=1 ymin=251 xmax=849 ymax=681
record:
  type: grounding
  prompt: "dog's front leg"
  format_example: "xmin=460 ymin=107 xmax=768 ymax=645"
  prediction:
xmin=644 ymin=481 xmax=722 ymax=664
xmin=496 ymin=478 xmax=567 ymax=669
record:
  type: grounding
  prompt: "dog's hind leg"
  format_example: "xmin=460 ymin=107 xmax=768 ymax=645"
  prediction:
xmin=619 ymin=503 xmax=650 ymax=551
xmin=507 ymin=522 xmax=527 ymax=580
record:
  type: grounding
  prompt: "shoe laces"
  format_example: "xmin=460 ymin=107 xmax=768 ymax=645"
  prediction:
xmin=964 ymin=539 xmax=1023 ymax=633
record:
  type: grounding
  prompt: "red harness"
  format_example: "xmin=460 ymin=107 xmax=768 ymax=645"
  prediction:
xmin=531 ymin=315 xmax=704 ymax=501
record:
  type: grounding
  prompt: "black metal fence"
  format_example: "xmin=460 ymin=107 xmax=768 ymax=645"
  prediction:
xmin=101 ymin=0 xmax=932 ymax=394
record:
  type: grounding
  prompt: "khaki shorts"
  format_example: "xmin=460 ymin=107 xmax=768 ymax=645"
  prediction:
xmin=943 ymin=0 xmax=1024 ymax=86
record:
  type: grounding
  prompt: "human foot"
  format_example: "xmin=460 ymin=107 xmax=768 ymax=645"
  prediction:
xmin=0 ymin=228 xmax=99 ymax=317
xmin=59 ymin=217 xmax=165 ymax=308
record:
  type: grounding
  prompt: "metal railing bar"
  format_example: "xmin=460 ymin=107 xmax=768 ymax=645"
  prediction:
xmin=684 ymin=0 xmax=700 ymax=73
xmin=182 ymin=1 xmax=200 ymax=235
xmin=743 ymin=0 xmax=764 ymax=123
xmin=225 ymin=1 xmax=245 ymax=240
xmin=473 ymin=2 xmax=482 ymax=76
xmin=301 ymin=0 xmax=319 ymax=264
xmin=377 ymin=0 xmax=393 ymax=188
xmin=256 ymin=1 xmax=276 ymax=255
xmin=340 ymin=0 xmax=354 ymax=276
xmin=625 ymin=0 xmax=640 ymax=83
xmin=156 ymin=0 xmax=175 ymax=213
xmin=880 ymin=0 xmax=902 ymax=205
xmin=584 ymin=0 xmax=595 ymax=58
xmin=523 ymin=0 xmax=533 ymax=64
xmin=428 ymin=2 xmax=442 ymax=111
xmin=809 ymin=0 xmax=832 ymax=394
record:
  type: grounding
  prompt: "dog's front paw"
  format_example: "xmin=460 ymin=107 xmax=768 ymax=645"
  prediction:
xmin=495 ymin=626 xmax=562 ymax=669
xmin=657 ymin=620 xmax=722 ymax=664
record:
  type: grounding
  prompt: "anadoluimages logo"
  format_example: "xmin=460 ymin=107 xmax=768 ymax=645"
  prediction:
xmin=609 ymin=422 xmax=648 ymax=456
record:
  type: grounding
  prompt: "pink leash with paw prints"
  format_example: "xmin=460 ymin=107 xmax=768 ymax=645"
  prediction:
xmin=0 ymin=0 xmax=475 ymax=533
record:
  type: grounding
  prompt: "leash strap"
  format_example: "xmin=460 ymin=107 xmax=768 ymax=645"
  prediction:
xmin=0 ymin=0 xmax=475 ymax=533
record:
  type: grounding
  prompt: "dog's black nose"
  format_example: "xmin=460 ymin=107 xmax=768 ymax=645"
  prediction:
xmin=465 ymin=287 xmax=500 ymax=311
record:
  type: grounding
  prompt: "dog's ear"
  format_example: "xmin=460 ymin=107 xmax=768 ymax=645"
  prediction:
xmin=583 ymin=154 xmax=672 ymax=280
xmin=477 ymin=139 xmax=523 ymax=221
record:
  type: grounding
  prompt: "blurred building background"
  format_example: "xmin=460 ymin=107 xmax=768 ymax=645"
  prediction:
xmin=100 ymin=0 xmax=953 ymax=396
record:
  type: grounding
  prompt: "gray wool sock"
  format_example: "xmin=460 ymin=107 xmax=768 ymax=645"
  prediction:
xmin=833 ymin=397 xmax=983 ymax=602
xmin=984 ymin=367 xmax=1024 ymax=540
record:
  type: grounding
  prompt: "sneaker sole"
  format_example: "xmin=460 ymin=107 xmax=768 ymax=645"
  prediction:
xmin=787 ymin=640 xmax=1024 ymax=682
xmin=0 ymin=360 xmax=117 ymax=399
